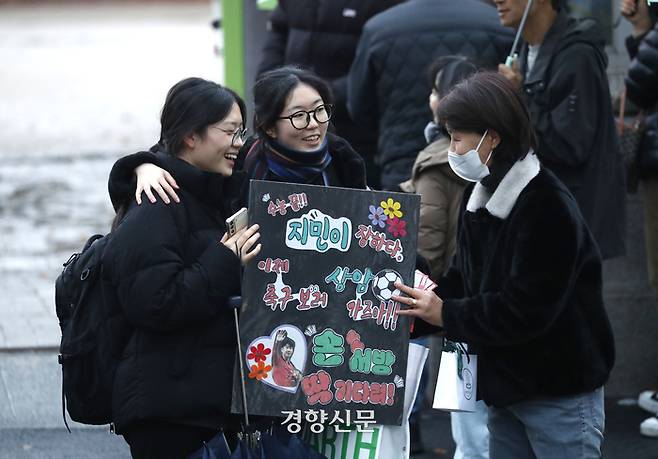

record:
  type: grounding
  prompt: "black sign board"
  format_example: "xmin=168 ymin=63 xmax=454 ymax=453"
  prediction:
xmin=231 ymin=180 xmax=420 ymax=426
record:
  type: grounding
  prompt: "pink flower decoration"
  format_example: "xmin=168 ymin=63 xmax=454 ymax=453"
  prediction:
xmin=387 ymin=217 xmax=407 ymax=237
xmin=247 ymin=343 xmax=271 ymax=362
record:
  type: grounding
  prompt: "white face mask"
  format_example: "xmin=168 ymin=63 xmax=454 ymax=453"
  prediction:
xmin=448 ymin=130 xmax=493 ymax=182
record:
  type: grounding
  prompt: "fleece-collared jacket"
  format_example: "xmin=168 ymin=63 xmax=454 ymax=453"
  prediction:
xmin=518 ymin=11 xmax=626 ymax=259
xmin=347 ymin=0 xmax=514 ymax=189
xmin=414 ymin=154 xmax=615 ymax=408
xmin=103 ymin=151 xmax=244 ymax=432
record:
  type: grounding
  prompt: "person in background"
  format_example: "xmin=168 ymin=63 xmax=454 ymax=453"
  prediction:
xmin=620 ymin=0 xmax=658 ymax=438
xmin=497 ymin=0 xmax=626 ymax=260
xmin=395 ymin=71 xmax=614 ymax=459
xmin=104 ymin=78 xmax=261 ymax=459
xmin=400 ymin=55 xmax=488 ymax=459
xmin=258 ymin=0 xmax=404 ymax=189
xmin=347 ymin=0 xmax=513 ymax=190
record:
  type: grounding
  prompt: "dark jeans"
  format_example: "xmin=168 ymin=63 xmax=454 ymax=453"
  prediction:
xmin=122 ymin=421 xmax=218 ymax=459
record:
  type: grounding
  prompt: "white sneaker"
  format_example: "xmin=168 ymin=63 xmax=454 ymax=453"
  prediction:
xmin=640 ymin=416 xmax=658 ymax=438
xmin=638 ymin=390 xmax=658 ymax=414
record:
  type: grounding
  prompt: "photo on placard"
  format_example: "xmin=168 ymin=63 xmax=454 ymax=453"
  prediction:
xmin=245 ymin=324 xmax=307 ymax=394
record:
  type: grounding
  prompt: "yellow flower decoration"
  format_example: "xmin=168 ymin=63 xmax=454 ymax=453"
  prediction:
xmin=380 ymin=198 xmax=403 ymax=219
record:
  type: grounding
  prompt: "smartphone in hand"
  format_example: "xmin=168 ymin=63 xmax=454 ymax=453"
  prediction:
xmin=226 ymin=207 xmax=248 ymax=237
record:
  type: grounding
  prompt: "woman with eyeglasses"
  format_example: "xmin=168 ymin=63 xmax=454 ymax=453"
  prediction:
xmin=107 ymin=66 xmax=367 ymax=213
xmin=104 ymin=77 xmax=261 ymax=459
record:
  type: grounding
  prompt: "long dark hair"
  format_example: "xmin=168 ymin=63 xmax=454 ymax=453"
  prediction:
xmin=253 ymin=66 xmax=333 ymax=140
xmin=437 ymin=71 xmax=537 ymax=164
xmin=159 ymin=77 xmax=246 ymax=155
xmin=111 ymin=78 xmax=246 ymax=231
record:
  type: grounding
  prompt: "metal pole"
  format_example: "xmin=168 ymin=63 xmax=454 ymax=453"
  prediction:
xmin=233 ymin=307 xmax=250 ymax=428
xmin=505 ymin=0 xmax=534 ymax=67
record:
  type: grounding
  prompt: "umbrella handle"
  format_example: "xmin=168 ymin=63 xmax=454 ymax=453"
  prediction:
xmin=506 ymin=0 xmax=534 ymax=67
xmin=232 ymin=302 xmax=250 ymax=428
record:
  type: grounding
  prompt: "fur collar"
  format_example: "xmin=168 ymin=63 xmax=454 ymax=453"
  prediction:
xmin=466 ymin=153 xmax=540 ymax=219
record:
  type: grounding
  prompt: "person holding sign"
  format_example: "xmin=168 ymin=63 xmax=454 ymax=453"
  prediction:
xmin=104 ymin=78 xmax=261 ymax=459
xmin=106 ymin=66 xmax=367 ymax=213
xmin=394 ymin=71 xmax=614 ymax=458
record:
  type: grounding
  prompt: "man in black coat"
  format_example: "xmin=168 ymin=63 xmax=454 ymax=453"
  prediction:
xmin=497 ymin=0 xmax=626 ymax=259
xmin=347 ymin=0 xmax=514 ymax=190
xmin=258 ymin=0 xmax=403 ymax=188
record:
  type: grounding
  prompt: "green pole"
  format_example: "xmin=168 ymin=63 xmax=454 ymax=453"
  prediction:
xmin=223 ymin=1 xmax=245 ymax=97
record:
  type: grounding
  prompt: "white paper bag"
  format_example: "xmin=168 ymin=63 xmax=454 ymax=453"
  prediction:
xmin=432 ymin=342 xmax=477 ymax=412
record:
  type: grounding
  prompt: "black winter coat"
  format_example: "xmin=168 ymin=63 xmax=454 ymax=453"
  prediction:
xmin=258 ymin=0 xmax=402 ymax=158
xmin=104 ymin=152 xmax=244 ymax=432
xmin=414 ymin=154 xmax=615 ymax=407
xmin=519 ymin=12 xmax=626 ymax=259
xmin=107 ymin=133 xmax=368 ymax=211
xmin=625 ymin=22 xmax=658 ymax=177
xmin=347 ymin=0 xmax=514 ymax=189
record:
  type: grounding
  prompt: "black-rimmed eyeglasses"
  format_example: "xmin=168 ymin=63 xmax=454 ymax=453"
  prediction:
xmin=215 ymin=126 xmax=248 ymax=146
xmin=277 ymin=104 xmax=333 ymax=130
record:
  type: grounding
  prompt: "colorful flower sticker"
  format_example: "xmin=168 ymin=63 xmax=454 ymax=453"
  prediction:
xmin=247 ymin=343 xmax=271 ymax=362
xmin=380 ymin=198 xmax=403 ymax=219
xmin=387 ymin=217 xmax=407 ymax=238
xmin=368 ymin=205 xmax=387 ymax=228
xmin=248 ymin=361 xmax=272 ymax=380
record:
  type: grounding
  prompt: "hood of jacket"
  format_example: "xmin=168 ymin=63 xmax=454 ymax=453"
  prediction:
xmin=524 ymin=11 xmax=608 ymax=86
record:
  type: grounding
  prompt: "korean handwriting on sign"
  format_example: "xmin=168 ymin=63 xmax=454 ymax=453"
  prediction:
xmin=354 ymin=224 xmax=404 ymax=262
xmin=350 ymin=348 xmax=396 ymax=376
xmin=324 ymin=266 xmax=374 ymax=294
xmin=286 ymin=210 xmax=352 ymax=253
xmin=297 ymin=285 xmax=329 ymax=310
xmin=312 ymin=328 xmax=345 ymax=367
xmin=345 ymin=298 xmax=401 ymax=331
xmin=262 ymin=284 xmax=294 ymax=311
xmin=301 ymin=370 xmax=333 ymax=405
xmin=262 ymin=283 xmax=329 ymax=311
xmin=257 ymin=258 xmax=289 ymax=274
xmin=267 ymin=193 xmax=309 ymax=216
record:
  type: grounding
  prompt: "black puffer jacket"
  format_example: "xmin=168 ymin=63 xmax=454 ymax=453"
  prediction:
xmin=519 ymin=11 xmax=626 ymax=259
xmin=103 ymin=151 xmax=243 ymax=432
xmin=625 ymin=21 xmax=658 ymax=177
xmin=108 ymin=133 xmax=368 ymax=211
xmin=257 ymin=0 xmax=403 ymax=167
xmin=347 ymin=0 xmax=514 ymax=189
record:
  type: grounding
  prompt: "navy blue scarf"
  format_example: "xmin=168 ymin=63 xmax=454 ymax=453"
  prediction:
xmin=260 ymin=138 xmax=332 ymax=184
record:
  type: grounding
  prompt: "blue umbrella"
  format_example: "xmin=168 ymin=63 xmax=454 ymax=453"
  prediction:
xmin=186 ymin=431 xmax=232 ymax=459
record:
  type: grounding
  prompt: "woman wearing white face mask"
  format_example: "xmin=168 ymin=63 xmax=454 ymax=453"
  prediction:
xmin=393 ymin=71 xmax=614 ymax=459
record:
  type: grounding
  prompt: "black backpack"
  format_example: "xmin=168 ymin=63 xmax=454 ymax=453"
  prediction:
xmin=55 ymin=233 xmax=119 ymax=430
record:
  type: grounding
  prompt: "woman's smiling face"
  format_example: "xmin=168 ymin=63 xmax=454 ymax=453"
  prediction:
xmin=268 ymin=83 xmax=329 ymax=152
xmin=182 ymin=102 xmax=244 ymax=176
